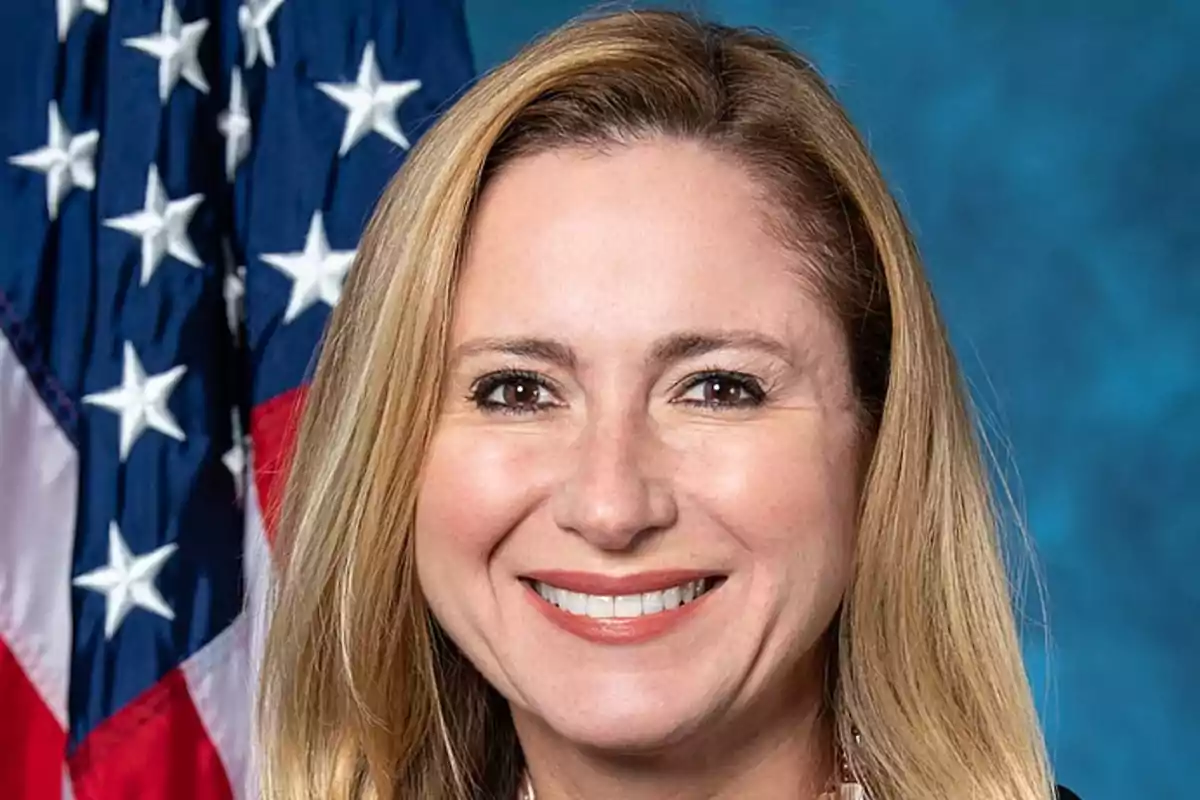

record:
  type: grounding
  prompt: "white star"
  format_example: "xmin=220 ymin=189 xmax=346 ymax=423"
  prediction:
xmin=124 ymin=0 xmax=210 ymax=104
xmin=56 ymin=0 xmax=107 ymax=43
xmin=73 ymin=522 xmax=177 ymax=640
xmin=8 ymin=101 xmax=99 ymax=221
xmin=224 ymin=263 xmax=246 ymax=338
xmin=224 ymin=267 xmax=245 ymax=335
xmin=261 ymin=211 xmax=355 ymax=323
xmin=237 ymin=0 xmax=286 ymax=69
xmin=221 ymin=237 xmax=245 ymax=339
xmin=104 ymin=164 xmax=204 ymax=286
xmin=317 ymin=41 xmax=421 ymax=157
xmin=218 ymin=68 xmax=252 ymax=181
xmin=223 ymin=438 xmax=247 ymax=500
xmin=83 ymin=342 xmax=187 ymax=461
xmin=223 ymin=408 xmax=248 ymax=502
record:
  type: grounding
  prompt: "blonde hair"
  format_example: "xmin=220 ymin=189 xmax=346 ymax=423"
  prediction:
xmin=258 ymin=10 xmax=1055 ymax=800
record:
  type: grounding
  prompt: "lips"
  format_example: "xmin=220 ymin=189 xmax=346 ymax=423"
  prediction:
xmin=519 ymin=569 xmax=727 ymax=645
xmin=521 ymin=569 xmax=725 ymax=595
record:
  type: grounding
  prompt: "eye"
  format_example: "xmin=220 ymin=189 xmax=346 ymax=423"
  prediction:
xmin=469 ymin=370 xmax=561 ymax=415
xmin=675 ymin=370 xmax=766 ymax=409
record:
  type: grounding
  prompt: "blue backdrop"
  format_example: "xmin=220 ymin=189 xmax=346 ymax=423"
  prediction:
xmin=463 ymin=3 xmax=1200 ymax=798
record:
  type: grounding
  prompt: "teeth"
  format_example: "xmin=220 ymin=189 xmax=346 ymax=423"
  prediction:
xmin=681 ymin=581 xmax=696 ymax=603
xmin=532 ymin=578 xmax=716 ymax=619
xmin=586 ymin=595 xmax=614 ymax=618
xmin=642 ymin=590 xmax=664 ymax=614
xmin=566 ymin=590 xmax=587 ymax=615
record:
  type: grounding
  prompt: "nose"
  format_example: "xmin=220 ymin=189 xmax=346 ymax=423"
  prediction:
xmin=551 ymin=413 xmax=678 ymax=551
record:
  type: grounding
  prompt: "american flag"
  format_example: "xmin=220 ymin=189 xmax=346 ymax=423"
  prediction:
xmin=0 ymin=0 xmax=473 ymax=796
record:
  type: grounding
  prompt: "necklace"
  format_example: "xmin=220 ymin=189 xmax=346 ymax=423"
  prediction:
xmin=517 ymin=765 xmax=868 ymax=799
xmin=517 ymin=728 xmax=869 ymax=799
xmin=519 ymin=777 xmax=867 ymax=799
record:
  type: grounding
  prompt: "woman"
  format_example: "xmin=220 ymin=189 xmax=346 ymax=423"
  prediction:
xmin=258 ymin=10 xmax=1079 ymax=800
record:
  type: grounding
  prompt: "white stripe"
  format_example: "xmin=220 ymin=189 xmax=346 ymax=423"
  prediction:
xmin=243 ymin=474 xmax=273 ymax=800
xmin=242 ymin=469 xmax=274 ymax=705
xmin=179 ymin=614 xmax=251 ymax=797
xmin=179 ymin=470 xmax=274 ymax=799
xmin=0 ymin=333 xmax=77 ymax=730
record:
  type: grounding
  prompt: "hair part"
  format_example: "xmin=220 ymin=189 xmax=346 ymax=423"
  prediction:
xmin=258 ymin=9 xmax=1055 ymax=800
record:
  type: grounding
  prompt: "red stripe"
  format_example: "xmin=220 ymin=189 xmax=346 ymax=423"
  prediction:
xmin=0 ymin=638 xmax=66 ymax=798
xmin=250 ymin=386 xmax=308 ymax=547
xmin=68 ymin=668 xmax=233 ymax=800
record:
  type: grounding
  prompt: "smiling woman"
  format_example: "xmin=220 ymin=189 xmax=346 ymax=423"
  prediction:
xmin=257 ymin=10 xmax=1076 ymax=800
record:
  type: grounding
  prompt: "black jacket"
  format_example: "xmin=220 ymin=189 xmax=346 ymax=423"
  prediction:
xmin=1057 ymin=787 xmax=1081 ymax=800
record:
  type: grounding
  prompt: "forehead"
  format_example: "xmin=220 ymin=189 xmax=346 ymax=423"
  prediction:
xmin=454 ymin=139 xmax=830 ymax=349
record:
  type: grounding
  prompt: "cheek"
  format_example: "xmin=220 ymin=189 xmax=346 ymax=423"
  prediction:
xmin=414 ymin=427 xmax=551 ymax=579
xmin=675 ymin=414 xmax=860 ymax=577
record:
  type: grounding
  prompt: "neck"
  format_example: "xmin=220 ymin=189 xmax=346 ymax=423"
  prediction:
xmin=513 ymin=659 xmax=834 ymax=800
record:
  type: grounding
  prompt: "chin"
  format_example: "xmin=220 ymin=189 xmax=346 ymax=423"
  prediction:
xmin=545 ymin=709 xmax=706 ymax=755
xmin=519 ymin=671 xmax=725 ymax=754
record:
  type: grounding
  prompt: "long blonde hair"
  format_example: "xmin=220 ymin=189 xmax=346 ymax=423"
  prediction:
xmin=258 ymin=10 xmax=1055 ymax=800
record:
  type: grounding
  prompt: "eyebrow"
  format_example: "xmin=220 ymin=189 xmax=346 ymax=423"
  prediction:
xmin=449 ymin=329 xmax=794 ymax=371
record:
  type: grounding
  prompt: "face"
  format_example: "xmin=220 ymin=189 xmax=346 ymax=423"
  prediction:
xmin=415 ymin=138 xmax=862 ymax=755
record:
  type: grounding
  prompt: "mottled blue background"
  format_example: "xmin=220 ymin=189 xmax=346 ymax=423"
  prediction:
xmin=462 ymin=2 xmax=1199 ymax=798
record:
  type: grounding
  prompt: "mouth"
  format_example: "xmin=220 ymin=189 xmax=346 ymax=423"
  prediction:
xmin=524 ymin=575 xmax=722 ymax=619
xmin=518 ymin=571 xmax=728 ymax=644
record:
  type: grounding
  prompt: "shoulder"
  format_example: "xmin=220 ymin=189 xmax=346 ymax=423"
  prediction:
xmin=1057 ymin=786 xmax=1082 ymax=800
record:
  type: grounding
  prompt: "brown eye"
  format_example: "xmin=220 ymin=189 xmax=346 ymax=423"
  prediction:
xmin=496 ymin=377 xmax=542 ymax=408
xmin=676 ymin=371 xmax=766 ymax=409
xmin=702 ymin=377 xmax=745 ymax=405
xmin=470 ymin=371 xmax=559 ymax=415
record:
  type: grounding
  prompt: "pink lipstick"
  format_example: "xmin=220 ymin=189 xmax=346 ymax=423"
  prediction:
xmin=520 ymin=570 xmax=725 ymax=645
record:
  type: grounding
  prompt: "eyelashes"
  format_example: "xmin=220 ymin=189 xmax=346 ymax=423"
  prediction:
xmin=466 ymin=367 xmax=769 ymax=416
xmin=677 ymin=369 xmax=767 ymax=408
xmin=468 ymin=369 xmax=560 ymax=416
